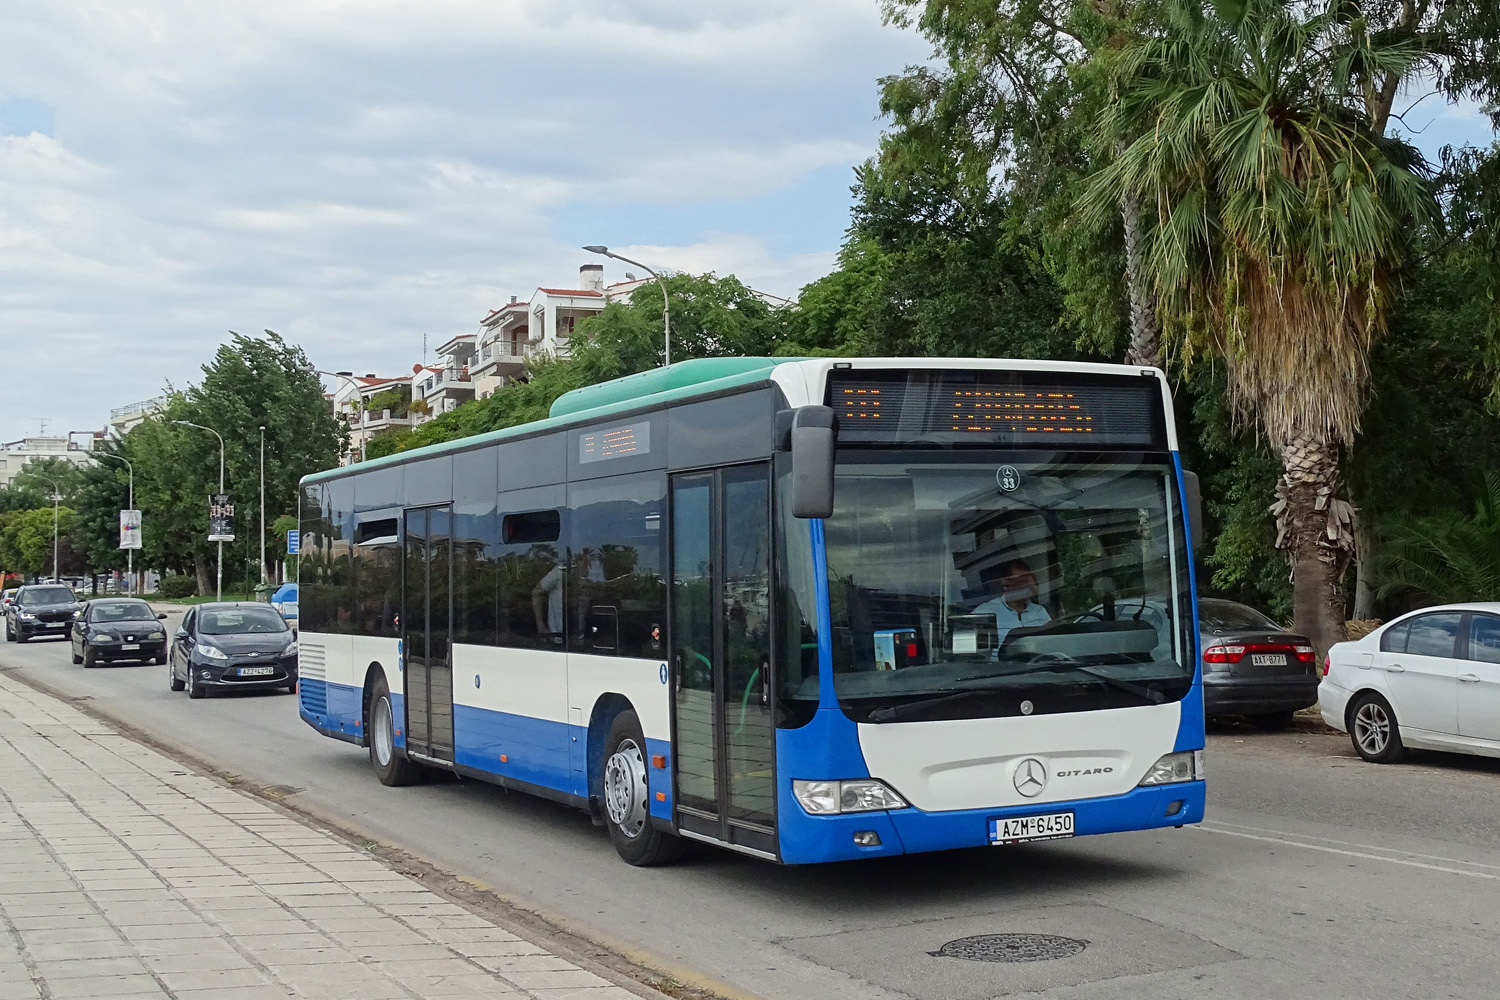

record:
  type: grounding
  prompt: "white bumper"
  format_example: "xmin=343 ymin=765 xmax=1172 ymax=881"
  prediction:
xmin=1318 ymin=678 xmax=1351 ymax=733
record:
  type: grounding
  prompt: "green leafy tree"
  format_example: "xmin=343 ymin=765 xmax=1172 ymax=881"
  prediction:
xmin=0 ymin=506 xmax=80 ymax=579
xmin=1083 ymin=0 xmax=1440 ymax=653
xmin=1376 ymin=470 xmax=1500 ymax=604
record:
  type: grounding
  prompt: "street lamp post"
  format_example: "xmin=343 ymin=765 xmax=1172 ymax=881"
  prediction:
xmin=19 ymin=474 xmax=62 ymax=584
xmin=259 ymin=425 xmax=267 ymax=586
xmin=92 ymin=453 xmax=135 ymax=594
xmin=172 ymin=420 xmax=226 ymax=602
xmin=582 ymin=246 xmax=671 ymax=366
xmin=316 ymin=369 xmax=364 ymax=461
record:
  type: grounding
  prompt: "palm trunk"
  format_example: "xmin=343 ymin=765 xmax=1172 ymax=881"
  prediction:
xmin=1120 ymin=187 xmax=1161 ymax=367
xmin=1272 ymin=435 xmax=1355 ymax=655
xmin=1352 ymin=518 xmax=1375 ymax=621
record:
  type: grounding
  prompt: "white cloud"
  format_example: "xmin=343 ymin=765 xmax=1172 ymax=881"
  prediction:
xmin=0 ymin=1 xmax=933 ymax=440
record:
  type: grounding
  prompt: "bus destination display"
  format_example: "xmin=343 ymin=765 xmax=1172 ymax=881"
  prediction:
xmin=578 ymin=421 xmax=651 ymax=464
xmin=829 ymin=370 xmax=1163 ymax=447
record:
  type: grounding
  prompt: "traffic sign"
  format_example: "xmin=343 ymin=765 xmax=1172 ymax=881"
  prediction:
xmin=287 ymin=529 xmax=300 ymax=555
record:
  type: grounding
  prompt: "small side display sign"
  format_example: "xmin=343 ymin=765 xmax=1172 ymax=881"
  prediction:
xmin=579 ymin=421 xmax=651 ymax=464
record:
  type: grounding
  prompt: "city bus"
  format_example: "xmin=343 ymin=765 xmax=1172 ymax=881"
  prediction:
xmin=296 ymin=357 xmax=1205 ymax=865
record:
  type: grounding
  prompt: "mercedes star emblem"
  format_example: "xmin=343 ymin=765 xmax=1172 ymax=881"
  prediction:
xmin=1014 ymin=758 xmax=1048 ymax=798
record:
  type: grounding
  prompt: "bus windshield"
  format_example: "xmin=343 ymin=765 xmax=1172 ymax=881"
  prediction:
xmin=818 ymin=451 xmax=1194 ymax=723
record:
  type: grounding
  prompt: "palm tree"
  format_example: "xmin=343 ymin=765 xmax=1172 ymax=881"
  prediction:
xmin=1377 ymin=470 xmax=1500 ymax=605
xmin=1083 ymin=0 xmax=1438 ymax=654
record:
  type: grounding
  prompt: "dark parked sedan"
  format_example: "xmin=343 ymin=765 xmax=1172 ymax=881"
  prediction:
xmin=169 ymin=603 xmax=298 ymax=699
xmin=1200 ymin=598 xmax=1319 ymax=728
xmin=70 ymin=599 xmax=169 ymax=667
xmin=5 ymin=584 xmax=82 ymax=643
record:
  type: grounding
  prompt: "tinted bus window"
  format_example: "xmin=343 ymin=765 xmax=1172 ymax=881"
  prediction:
xmin=496 ymin=485 xmax=566 ymax=650
xmin=325 ymin=479 xmax=357 ymax=634
xmin=567 ymin=473 xmax=666 ymax=659
xmin=454 ymin=449 xmax=499 ymax=647
xmin=298 ymin=483 xmax=330 ymax=633
xmin=353 ymin=516 xmax=401 ymax=639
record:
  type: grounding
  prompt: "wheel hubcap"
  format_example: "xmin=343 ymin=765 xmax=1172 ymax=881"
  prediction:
xmin=374 ymin=696 xmax=394 ymax=767
xmin=603 ymin=738 xmax=648 ymax=839
xmin=1354 ymin=702 xmax=1390 ymax=754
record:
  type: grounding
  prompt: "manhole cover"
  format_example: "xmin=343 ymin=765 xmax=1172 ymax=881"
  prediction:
xmin=932 ymin=933 xmax=1087 ymax=963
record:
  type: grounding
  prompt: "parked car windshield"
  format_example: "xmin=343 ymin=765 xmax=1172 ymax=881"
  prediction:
xmin=1199 ymin=599 xmax=1279 ymax=632
xmin=89 ymin=602 xmax=155 ymax=623
xmin=23 ymin=586 xmax=74 ymax=604
xmin=198 ymin=607 xmax=290 ymax=635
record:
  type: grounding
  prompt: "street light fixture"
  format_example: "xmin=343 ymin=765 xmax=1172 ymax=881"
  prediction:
xmin=171 ymin=419 xmax=226 ymax=602
xmin=582 ymin=246 xmax=671 ymax=366
xmin=91 ymin=453 xmax=135 ymax=594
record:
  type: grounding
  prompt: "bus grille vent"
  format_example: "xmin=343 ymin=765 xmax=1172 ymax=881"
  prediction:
xmin=299 ymin=642 xmax=327 ymax=681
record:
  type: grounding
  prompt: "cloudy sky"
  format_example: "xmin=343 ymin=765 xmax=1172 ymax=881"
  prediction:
xmin=0 ymin=1 xmax=1493 ymax=446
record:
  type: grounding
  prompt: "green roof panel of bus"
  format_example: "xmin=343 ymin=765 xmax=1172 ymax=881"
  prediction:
xmin=301 ymin=356 xmax=800 ymax=485
xmin=547 ymin=357 xmax=789 ymax=418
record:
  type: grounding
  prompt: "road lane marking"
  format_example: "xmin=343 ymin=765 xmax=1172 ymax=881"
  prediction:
xmin=1195 ymin=823 xmax=1499 ymax=881
xmin=1205 ymin=818 xmax=1500 ymax=872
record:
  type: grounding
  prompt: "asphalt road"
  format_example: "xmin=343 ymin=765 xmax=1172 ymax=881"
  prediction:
xmin=4 ymin=624 xmax=1500 ymax=1000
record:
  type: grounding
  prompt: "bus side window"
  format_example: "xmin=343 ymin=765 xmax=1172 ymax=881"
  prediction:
xmin=496 ymin=488 xmax=566 ymax=651
xmin=565 ymin=473 xmax=667 ymax=660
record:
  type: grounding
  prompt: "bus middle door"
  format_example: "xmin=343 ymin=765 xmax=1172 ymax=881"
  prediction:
xmin=403 ymin=506 xmax=455 ymax=763
xmin=670 ymin=464 xmax=776 ymax=857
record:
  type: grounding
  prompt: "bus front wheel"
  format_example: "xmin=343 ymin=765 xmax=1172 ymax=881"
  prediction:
xmin=369 ymin=675 xmax=422 ymax=787
xmin=602 ymin=710 xmax=683 ymax=866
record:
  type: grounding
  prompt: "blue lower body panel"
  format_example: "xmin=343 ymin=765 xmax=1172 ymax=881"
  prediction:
xmin=778 ymin=782 xmax=1206 ymax=865
xmin=299 ymin=679 xmax=365 ymax=743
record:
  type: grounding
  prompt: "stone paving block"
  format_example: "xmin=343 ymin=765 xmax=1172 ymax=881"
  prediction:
xmin=170 ymin=986 xmax=295 ymax=1000
xmin=157 ymin=967 xmax=273 ymax=991
xmin=26 ymin=940 xmax=137 ymax=962
xmin=448 ymin=939 xmax=550 ymax=959
xmin=472 ymin=953 xmax=581 ymax=975
xmin=121 ymin=921 xmax=223 ymax=941
xmin=141 ymin=950 xmax=258 ymax=974
xmin=256 ymin=947 xmax=358 ymax=966
xmin=528 ymin=989 xmax=641 ymax=1000
xmin=392 ymin=973 xmax=522 ymax=997
xmin=232 ymin=932 xmax=336 ymax=951
xmin=44 ymin=973 xmax=166 ymax=998
xmin=18 ymin=925 xmax=123 ymax=945
xmin=502 ymin=969 xmax=615 ymax=991
xmin=326 ymin=929 xmax=431 ymax=948
xmin=29 ymin=956 xmax=147 ymax=979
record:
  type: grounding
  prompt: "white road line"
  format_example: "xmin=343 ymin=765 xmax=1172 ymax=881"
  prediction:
xmin=1205 ymin=818 xmax=1500 ymax=872
xmin=1195 ymin=824 xmax=1499 ymax=881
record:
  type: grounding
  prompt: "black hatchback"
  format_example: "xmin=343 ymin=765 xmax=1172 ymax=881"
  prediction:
xmin=5 ymin=584 xmax=82 ymax=642
xmin=71 ymin=599 xmax=169 ymax=667
xmin=1200 ymin=598 xmax=1318 ymax=728
xmin=169 ymin=603 xmax=298 ymax=699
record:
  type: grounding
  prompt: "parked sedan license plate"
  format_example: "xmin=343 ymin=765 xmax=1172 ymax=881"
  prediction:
xmin=1251 ymin=653 xmax=1286 ymax=666
xmin=989 ymin=811 xmax=1074 ymax=845
xmin=238 ymin=666 xmax=275 ymax=677
xmin=121 ymin=643 xmax=140 ymax=651
xmin=45 ymin=622 xmax=66 ymax=628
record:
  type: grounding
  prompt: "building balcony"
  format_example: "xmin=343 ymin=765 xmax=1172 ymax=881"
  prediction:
xmin=472 ymin=341 xmax=529 ymax=377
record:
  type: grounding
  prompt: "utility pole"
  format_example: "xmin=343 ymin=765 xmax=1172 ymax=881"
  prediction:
xmin=172 ymin=420 xmax=226 ymax=601
xmin=93 ymin=453 xmax=134 ymax=594
xmin=259 ymin=426 xmax=267 ymax=585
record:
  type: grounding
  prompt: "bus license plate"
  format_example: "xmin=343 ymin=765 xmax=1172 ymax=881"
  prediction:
xmin=990 ymin=811 xmax=1074 ymax=845
xmin=239 ymin=666 xmax=275 ymax=676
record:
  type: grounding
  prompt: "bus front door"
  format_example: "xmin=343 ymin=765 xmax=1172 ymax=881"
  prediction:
xmin=670 ymin=465 xmax=776 ymax=857
xmin=403 ymin=506 xmax=454 ymax=763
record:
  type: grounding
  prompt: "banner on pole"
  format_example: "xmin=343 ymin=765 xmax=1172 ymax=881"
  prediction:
xmin=286 ymin=529 xmax=300 ymax=555
xmin=119 ymin=510 xmax=142 ymax=550
xmin=208 ymin=494 xmax=235 ymax=542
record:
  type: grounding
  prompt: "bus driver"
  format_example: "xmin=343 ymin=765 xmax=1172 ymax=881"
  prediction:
xmin=973 ymin=558 xmax=1051 ymax=645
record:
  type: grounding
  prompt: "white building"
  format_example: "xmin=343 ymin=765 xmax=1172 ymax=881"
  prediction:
xmin=108 ymin=395 xmax=169 ymax=438
xmin=0 ymin=436 xmax=95 ymax=489
xmin=328 ymin=374 xmax=415 ymax=465
xmin=412 ymin=336 xmax=476 ymax=423
xmin=471 ymin=264 xmax=621 ymax=399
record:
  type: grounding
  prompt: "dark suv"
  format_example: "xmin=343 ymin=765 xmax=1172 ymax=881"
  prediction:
xmin=5 ymin=584 xmax=83 ymax=643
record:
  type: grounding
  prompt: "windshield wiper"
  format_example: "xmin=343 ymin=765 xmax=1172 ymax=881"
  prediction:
xmin=868 ymin=687 xmax=1010 ymax=723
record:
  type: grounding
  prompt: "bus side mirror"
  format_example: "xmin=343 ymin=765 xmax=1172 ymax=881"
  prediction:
xmin=790 ymin=406 xmax=836 ymax=519
xmin=1182 ymin=470 xmax=1204 ymax=553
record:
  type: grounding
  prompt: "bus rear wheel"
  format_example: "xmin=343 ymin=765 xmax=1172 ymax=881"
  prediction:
xmin=369 ymin=674 xmax=422 ymax=787
xmin=601 ymin=710 xmax=683 ymax=867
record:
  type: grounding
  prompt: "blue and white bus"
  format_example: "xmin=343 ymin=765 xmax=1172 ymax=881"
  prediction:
xmin=297 ymin=357 xmax=1205 ymax=865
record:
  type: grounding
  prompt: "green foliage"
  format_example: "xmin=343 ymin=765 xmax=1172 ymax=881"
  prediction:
xmin=0 ymin=506 xmax=79 ymax=578
xmin=158 ymin=574 xmax=198 ymax=599
xmin=1376 ymin=469 xmax=1500 ymax=604
xmin=364 ymin=386 xmax=411 ymax=418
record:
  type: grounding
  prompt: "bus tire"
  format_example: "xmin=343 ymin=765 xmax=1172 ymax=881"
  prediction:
xmin=601 ymin=710 xmax=683 ymax=867
xmin=369 ymin=675 xmax=422 ymax=787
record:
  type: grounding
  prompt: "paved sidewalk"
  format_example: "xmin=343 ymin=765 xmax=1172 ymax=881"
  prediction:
xmin=0 ymin=672 xmax=656 ymax=1000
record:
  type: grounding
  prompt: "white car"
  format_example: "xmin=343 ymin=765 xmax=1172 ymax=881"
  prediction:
xmin=1320 ymin=603 xmax=1500 ymax=763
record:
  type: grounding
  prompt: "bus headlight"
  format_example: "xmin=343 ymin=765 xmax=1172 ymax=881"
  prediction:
xmin=793 ymin=779 xmax=908 ymax=815
xmin=1138 ymin=750 xmax=1205 ymax=786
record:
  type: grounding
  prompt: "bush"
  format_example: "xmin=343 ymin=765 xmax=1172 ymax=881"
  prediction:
xmin=159 ymin=574 xmax=197 ymax=599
